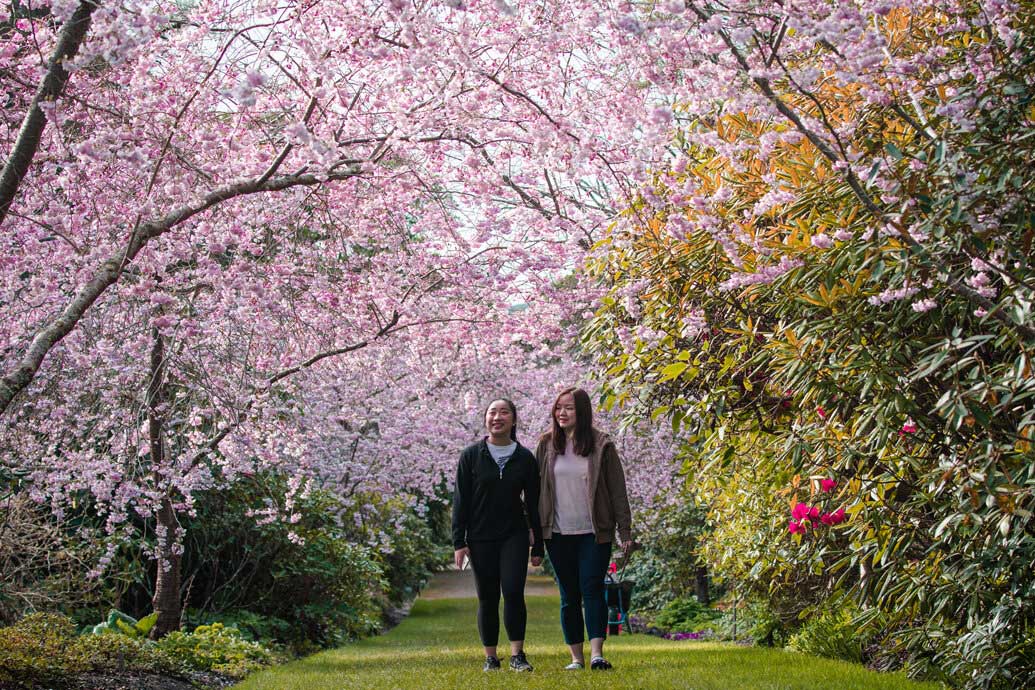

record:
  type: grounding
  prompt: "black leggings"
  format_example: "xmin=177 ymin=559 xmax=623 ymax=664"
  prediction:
xmin=468 ymin=530 xmax=529 ymax=647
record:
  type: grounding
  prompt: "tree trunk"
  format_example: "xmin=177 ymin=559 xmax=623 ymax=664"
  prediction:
xmin=0 ymin=0 xmax=100 ymax=228
xmin=150 ymin=496 xmax=182 ymax=638
xmin=144 ymin=325 xmax=181 ymax=639
xmin=694 ymin=564 xmax=710 ymax=605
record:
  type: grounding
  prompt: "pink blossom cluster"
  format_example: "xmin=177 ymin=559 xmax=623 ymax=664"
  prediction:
xmin=718 ymin=257 xmax=804 ymax=292
xmin=0 ymin=0 xmax=1026 ymax=579
xmin=788 ymin=479 xmax=846 ymax=535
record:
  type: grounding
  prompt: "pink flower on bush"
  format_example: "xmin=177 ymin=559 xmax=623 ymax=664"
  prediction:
xmin=816 ymin=406 xmax=827 ymax=419
xmin=899 ymin=419 xmax=918 ymax=437
xmin=820 ymin=478 xmax=837 ymax=492
xmin=820 ymin=509 xmax=846 ymax=526
xmin=788 ymin=520 xmax=805 ymax=534
xmin=791 ymin=502 xmax=811 ymax=521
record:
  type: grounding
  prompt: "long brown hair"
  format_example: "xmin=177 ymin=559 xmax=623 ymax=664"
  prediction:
xmin=551 ymin=387 xmax=595 ymax=456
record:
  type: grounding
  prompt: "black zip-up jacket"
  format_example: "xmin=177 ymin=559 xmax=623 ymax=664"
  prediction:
xmin=451 ymin=439 xmax=544 ymax=558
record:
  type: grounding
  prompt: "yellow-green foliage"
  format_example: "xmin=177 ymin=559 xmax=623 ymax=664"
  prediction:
xmin=0 ymin=613 xmax=273 ymax=687
xmin=157 ymin=622 xmax=273 ymax=679
xmin=583 ymin=10 xmax=1035 ymax=687
xmin=788 ymin=600 xmax=875 ymax=664
xmin=0 ymin=613 xmax=175 ymax=686
xmin=0 ymin=613 xmax=80 ymax=684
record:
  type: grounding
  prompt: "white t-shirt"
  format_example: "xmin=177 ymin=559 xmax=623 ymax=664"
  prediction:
xmin=487 ymin=440 xmax=517 ymax=471
xmin=552 ymin=449 xmax=594 ymax=534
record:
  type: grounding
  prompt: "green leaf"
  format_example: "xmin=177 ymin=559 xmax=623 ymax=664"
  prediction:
xmin=115 ymin=618 xmax=140 ymax=637
xmin=659 ymin=362 xmax=688 ymax=381
xmin=135 ymin=612 xmax=158 ymax=636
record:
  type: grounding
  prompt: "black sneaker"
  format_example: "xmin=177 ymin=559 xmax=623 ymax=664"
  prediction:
xmin=510 ymin=651 xmax=534 ymax=672
xmin=483 ymin=655 xmax=501 ymax=671
xmin=590 ymin=657 xmax=613 ymax=670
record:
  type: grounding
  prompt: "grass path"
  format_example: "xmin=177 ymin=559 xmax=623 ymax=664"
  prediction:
xmin=235 ymin=573 xmax=942 ymax=690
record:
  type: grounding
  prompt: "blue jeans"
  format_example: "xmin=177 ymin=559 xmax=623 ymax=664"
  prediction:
xmin=546 ymin=532 xmax=613 ymax=644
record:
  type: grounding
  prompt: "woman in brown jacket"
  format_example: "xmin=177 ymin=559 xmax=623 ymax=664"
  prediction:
xmin=535 ymin=387 xmax=633 ymax=671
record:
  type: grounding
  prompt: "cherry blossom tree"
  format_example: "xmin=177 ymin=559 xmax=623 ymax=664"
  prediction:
xmin=0 ymin=0 xmax=670 ymax=634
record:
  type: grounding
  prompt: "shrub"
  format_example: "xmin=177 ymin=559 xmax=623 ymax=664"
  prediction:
xmin=70 ymin=633 xmax=176 ymax=675
xmin=0 ymin=496 xmax=116 ymax=627
xmin=172 ymin=476 xmax=386 ymax=652
xmin=789 ymin=600 xmax=876 ymax=664
xmin=741 ymin=599 xmax=789 ymax=647
xmin=0 ymin=613 xmax=177 ymax=687
xmin=582 ymin=11 xmax=1035 ymax=685
xmin=374 ymin=504 xmax=451 ymax=606
xmin=653 ymin=596 xmax=721 ymax=633
xmin=0 ymin=613 xmax=79 ymax=684
xmin=183 ymin=609 xmax=292 ymax=645
xmin=156 ymin=622 xmax=273 ymax=679
xmin=622 ymin=501 xmax=711 ymax=614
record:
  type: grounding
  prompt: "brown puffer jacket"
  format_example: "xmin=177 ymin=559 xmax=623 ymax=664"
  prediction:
xmin=534 ymin=428 xmax=633 ymax=545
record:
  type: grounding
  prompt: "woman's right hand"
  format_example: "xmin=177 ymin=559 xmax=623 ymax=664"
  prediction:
xmin=454 ymin=547 xmax=471 ymax=570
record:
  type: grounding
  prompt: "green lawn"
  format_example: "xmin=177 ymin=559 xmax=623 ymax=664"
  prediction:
xmin=234 ymin=595 xmax=943 ymax=690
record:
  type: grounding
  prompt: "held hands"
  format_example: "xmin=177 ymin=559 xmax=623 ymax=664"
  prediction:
xmin=454 ymin=546 xmax=471 ymax=570
xmin=528 ymin=529 xmax=542 ymax=567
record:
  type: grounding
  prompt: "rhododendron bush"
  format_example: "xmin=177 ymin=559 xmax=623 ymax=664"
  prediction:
xmin=581 ymin=3 xmax=1035 ymax=688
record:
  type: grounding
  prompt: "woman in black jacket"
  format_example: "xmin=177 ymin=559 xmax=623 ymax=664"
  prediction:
xmin=452 ymin=398 xmax=544 ymax=672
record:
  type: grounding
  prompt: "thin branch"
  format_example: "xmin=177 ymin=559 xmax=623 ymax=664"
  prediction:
xmin=188 ymin=310 xmax=401 ymax=467
xmin=255 ymin=85 xmax=321 ymax=186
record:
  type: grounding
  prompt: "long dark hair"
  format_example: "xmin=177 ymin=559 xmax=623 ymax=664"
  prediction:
xmin=484 ymin=398 xmax=518 ymax=441
xmin=551 ymin=387 xmax=595 ymax=456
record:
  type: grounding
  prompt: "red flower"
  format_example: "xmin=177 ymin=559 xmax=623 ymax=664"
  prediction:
xmin=791 ymin=503 xmax=810 ymax=521
xmin=808 ymin=505 xmax=821 ymax=520
xmin=788 ymin=520 xmax=805 ymax=534
xmin=899 ymin=420 xmax=918 ymax=436
xmin=820 ymin=478 xmax=837 ymax=492
xmin=820 ymin=509 xmax=847 ymax=526
xmin=816 ymin=406 xmax=827 ymax=419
